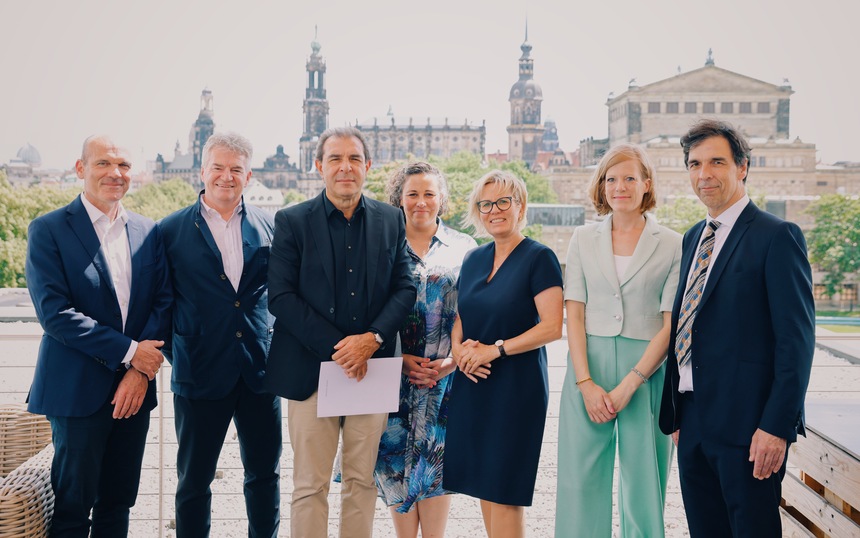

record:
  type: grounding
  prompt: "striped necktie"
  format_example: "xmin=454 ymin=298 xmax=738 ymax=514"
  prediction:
xmin=675 ymin=220 xmax=721 ymax=367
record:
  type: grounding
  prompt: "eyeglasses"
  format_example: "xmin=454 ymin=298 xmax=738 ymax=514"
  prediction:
xmin=476 ymin=197 xmax=514 ymax=214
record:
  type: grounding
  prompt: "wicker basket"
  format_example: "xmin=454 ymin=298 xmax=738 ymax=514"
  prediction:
xmin=0 ymin=444 xmax=54 ymax=538
xmin=0 ymin=405 xmax=51 ymax=479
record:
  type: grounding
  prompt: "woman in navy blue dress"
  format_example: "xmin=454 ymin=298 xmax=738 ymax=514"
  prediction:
xmin=443 ymin=170 xmax=564 ymax=538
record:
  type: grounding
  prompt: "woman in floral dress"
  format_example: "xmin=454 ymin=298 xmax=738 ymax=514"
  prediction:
xmin=374 ymin=161 xmax=477 ymax=538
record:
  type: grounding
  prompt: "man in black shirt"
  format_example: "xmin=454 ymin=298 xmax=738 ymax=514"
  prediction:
xmin=266 ymin=126 xmax=415 ymax=537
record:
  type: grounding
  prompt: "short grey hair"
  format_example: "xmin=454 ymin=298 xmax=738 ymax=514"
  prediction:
xmin=386 ymin=161 xmax=449 ymax=215
xmin=202 ymin=132 xmax=253 ymax=169
xmin=314 ymin=126 xmax=371 ymax=163
xmin=464 ymin=169 xmax=528 ymax=237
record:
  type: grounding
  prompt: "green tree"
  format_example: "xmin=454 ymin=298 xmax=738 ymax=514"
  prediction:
xmin=806 ymin=194 xmax=860 ymax=297
xmin=283 ymin=189 xmax=307 ymax=205
xmin=124 ymin=177 xmax=197 ymax=221
xmin=654 ymin=196 xmax=706 ymax=234
xmin=0 ymin=172 xmax=77 ymax=287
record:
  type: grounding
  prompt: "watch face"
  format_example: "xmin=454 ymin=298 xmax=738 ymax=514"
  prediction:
xmin=495 ymin=339 xmax=504 ymax=347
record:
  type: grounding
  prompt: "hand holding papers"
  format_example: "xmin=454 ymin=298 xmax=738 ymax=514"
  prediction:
xmin=317 ymin=357 xmax=403 ymax=417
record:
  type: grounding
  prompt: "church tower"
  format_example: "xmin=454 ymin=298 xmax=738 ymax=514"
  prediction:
xmin=300 ymin=28 xmax=330 ymax=172
xmin=506 ymin=23 xmax=544 ymax=167
xmin=189 ymin=88 xmax=215 ymax=169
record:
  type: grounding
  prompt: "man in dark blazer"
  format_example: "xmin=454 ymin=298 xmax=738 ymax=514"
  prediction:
xmin=266 ymin=126 xmax=415 ymax=537
xmin=26 ymin=135 xmax=171 ymax=537
xmin=660 ymin=119 xmax=815 ymax=537
xmin=159 ymin=132 xmax=281 ymax=538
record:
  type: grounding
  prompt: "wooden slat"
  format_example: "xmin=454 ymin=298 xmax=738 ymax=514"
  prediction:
xmin=780 ymin=506 xmax=818 ymax=538
xmin=783 ymin=473 xmax=860 ymax=538
xmin=791 ymin=428 xmax=860 ymax=511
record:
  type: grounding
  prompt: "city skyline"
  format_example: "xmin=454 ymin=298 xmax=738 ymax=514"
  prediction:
xmin=1 ymin=0 xmax=858 ymax=171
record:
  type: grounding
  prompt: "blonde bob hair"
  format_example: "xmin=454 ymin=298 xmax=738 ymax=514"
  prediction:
xmin=588 ymin=144 xmax=657 ymax=216
xmin=464 ymin=169 xmax=528 ymax=237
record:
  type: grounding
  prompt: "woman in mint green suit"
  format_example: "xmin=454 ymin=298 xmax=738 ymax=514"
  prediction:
xmin=555 ymin=144 xmax=681 ymax=537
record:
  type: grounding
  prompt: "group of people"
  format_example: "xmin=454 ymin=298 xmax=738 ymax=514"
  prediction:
xmin=25 ymin=118 xmax=815 ymax=538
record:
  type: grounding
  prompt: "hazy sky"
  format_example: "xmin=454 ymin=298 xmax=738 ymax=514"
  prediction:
xmin=2 ymin=0 xmax=858 ymax=171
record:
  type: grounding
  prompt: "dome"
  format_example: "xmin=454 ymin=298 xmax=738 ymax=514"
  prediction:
xmin=509 ymin=78 xmax=543 ymax=100
xmin=16 ymin=143 xmax=41 ymax=167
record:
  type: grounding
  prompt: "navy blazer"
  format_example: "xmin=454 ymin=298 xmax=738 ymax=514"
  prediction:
xmin=26 ymin=195 xmax=172 ymax=417
xmin=659 ymin=202 xmax=815 ymax=445
xmin=265 ymin=191 xmax=416 ymax=401
xmin=159 ymin=195 xmax=275 ymax=400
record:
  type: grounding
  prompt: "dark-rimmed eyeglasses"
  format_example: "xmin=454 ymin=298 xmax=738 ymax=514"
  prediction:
xmin=476 ymin=197 xmax=514 ymax=214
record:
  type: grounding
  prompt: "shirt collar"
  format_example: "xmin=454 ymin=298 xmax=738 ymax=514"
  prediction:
xmin=323 ymin=191 xmax=365 ymax=220
xmin=80 ymin=193 xmax=128 ymax=225
xmin=200 ymin=192 xmax=243 ymax=220
xmin=708 ymin=194 xmax=749 ymax=229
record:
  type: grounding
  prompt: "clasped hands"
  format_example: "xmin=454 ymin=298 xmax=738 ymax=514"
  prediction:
xmin=115 ymin=339 xmax=164 ymax=420
xmin=579 ymin=378 xmax=637 ymax=424
xmin=452 ymin=339 xmax=494 ymax=383
xmin=332 ymin=332 xmax=380 ymax=382
xmin=402 ymin=354 xmax=457 ymax=389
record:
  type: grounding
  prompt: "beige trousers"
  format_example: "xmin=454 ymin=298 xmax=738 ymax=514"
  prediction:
xmin=288 ymin=391 xmax=387 ymax=538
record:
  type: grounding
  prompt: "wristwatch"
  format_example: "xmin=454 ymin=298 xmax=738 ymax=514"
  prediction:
xmin=371 ymin=331 xmax=384 ymax=346
xmin=494 ymin=339 xmax=507 ymax=358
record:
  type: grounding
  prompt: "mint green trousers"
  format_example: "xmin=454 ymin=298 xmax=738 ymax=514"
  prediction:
xmin=555 ymin=335 xmax=673 ymax=538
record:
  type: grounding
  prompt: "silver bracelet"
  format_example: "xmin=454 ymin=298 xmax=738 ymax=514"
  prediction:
xmin=631 ymin=367 xmax=648 ymax=384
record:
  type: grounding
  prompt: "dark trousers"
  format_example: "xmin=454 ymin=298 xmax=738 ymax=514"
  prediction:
xmin=48 ymin=390 xmax=150 ymax=538
xmin=677 ymin=391 xmax=785 ymax=538
xmin=174 ymin=377 xmax=282 ymax=538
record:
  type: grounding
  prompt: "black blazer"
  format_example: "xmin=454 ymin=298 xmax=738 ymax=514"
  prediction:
xmin=659 ymin=202 xmax=815 ymax=445
xmin=265 ymin=191 xmax=416 ymax=401
xmin=159 ymin=196 xmax=275 ymax=400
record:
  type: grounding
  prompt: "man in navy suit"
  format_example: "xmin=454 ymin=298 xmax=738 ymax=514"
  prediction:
xmin=660 ymin=120 xmax=815 ymax=537
xmin=26 ymin=135 xmax=171 ymax=537
xmin=266 ymin=126 xmax=416 ymax=537
xmin=159 ymin=132 xmax=281 ymax=538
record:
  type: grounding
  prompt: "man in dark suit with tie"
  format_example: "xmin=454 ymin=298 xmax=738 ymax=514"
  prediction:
xmin=660 ymin=119 xmax=815 ymax=537
xmin=159 ymin=132 xmax=282 ymax=537
xmin=266 ymin=126 xmax=416 ymax=537
xmin=26 ymin=135 xmax=171 ymax=537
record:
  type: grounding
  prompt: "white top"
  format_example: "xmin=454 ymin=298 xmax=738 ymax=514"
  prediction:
xmin=679 ymin=194 xmax=750 ymax=391
xmin=613 ymin=254 xmax=632 ymax=282
xmin=81 ymin=193 xmax=137 ymax=365
xmin=200 ymin=196 xmax=244 ymax=293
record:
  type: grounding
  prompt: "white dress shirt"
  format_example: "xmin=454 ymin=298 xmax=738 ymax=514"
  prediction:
xmin=200 ymin=196 xmax=244 ymax=293
xmin=81 ymin=194 xmax=137 ymax=365
xmin=679 ymin=194 xmax=750 ymax=391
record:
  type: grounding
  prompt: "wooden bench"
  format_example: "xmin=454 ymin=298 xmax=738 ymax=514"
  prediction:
xmin=782 ymin=400 xmax=860 ymax=537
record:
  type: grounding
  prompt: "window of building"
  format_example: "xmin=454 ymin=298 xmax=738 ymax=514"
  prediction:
xmin=721 ymin=102 xmax=733 ymax=113
xmin=757 ymin=102 xmax=771 ymax=113
xmin=684 ymin=102 xmax=697 ymax=113
xmin=666 ymin=102 xmax=679 ymax=113
xmin=648 ymin=102 xmax=660 ymax=113
xmin=740 ymin=102 xmax=752 ymax=113
xmin=817 ymin=181 xmax=829 ymax=186
xmin=758 ymin=157 xmax=766 ymax=167
xmin=703 ymin=102 xmax=715 ymax=113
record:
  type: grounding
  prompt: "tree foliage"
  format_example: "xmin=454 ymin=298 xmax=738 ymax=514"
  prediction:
xmin=0 ymin=172 xmax=78 ymax=287
xmin=124 ymin=177 xmax=197 ymax=221
xmin=363 ymin=152 xmax=556 ymax=241
xmin=283 ymin=189 xmax=307 ymax=206
xmin=806 ymin=194 xmax=860 ymax=297
xmin=654 ymin=196 xmax=707 ymax=234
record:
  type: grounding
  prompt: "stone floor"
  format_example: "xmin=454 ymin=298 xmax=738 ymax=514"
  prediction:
xmin=1 ymin=321 xmax=858 ymax=537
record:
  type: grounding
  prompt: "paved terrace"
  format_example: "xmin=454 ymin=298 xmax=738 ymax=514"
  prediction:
xmin=1 ymin=307 xmax=858 ymax=537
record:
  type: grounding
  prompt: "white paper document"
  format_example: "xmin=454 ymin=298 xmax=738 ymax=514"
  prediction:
xmin=317 ymin=357 xmax=403 ymax=418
